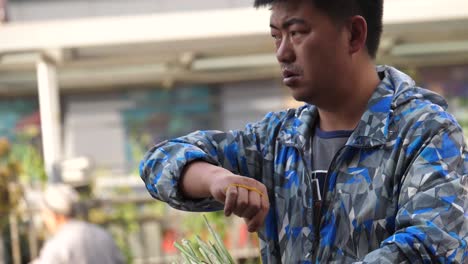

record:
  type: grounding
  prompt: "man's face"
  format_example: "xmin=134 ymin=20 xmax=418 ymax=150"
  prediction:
xmin=270 ymin=0 xmax=350 ymax=105
xmin=41 ymin=207 xmax=58 ymax=234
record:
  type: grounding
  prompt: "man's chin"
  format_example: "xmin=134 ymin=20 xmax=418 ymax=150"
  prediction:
xmin=288 ymin=87 xmax=316 ymax=105
xmin=290 ymin=92 xmax=308 ymax=104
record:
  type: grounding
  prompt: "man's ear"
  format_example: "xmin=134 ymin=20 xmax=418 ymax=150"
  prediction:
xmin=347 ymin=15 xmax=368 ymax=55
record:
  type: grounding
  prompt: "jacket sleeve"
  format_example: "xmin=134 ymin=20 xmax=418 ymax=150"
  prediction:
xmin=360 ymin=118 xmax=468 ymax=263
xmin=139 ymin=111 xmax=286 ymax=212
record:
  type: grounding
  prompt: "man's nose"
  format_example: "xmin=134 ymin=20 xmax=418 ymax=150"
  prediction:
xmin=276 ymin=38 xmax=295 ymax=63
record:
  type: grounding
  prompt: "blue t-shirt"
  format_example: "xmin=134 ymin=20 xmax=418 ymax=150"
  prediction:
xmin=312 ymin=126 xmax=353 ymax=197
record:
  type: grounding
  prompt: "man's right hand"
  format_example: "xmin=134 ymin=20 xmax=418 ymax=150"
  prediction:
xmin=181 ymin=161 xmax=270 ymax=233
xmin=210 ymin=174 xmax=270 ymax=233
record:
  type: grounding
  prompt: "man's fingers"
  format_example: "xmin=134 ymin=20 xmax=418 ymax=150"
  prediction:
xmin=233 ymin=187 xmax=249 ymax=217
xmin=245 ymin=195 xmax=270 ymax=232
xmin=219 ymin=176 xmax=269 ymax=226
xmin=242 ymin=191 xmax=261 ymax=219
xmin=246 ymin=209 xmax=267 ymax=232
xmin=224 ymin=186 xmax=237 ymax=216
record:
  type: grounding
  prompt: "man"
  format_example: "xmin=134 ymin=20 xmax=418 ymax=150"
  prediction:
xmin=31 ymin=184 xmax=124 ymax=264
xmin=140 ymin=0 xmax=468 ymax=263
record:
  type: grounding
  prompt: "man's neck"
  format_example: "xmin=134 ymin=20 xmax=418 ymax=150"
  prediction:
xmin=51 ymin=217 xmax=71 ymax=234
xmin=318 ymin=63 xmax=381 ymax=132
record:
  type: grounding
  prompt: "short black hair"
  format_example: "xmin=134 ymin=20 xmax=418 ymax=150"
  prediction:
xmin=254 ymin=0 xmax=384 ymax=59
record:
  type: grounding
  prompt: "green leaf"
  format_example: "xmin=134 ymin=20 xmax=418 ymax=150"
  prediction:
xmin=195 ymin=236 xmax=216 ymax=262
xmin=174 ymin=241 xmax=199 ymax=263
xmin=175 ymin=214 xmax=235 ymax=264
xmin=203 ymin=215 xmax=235 ymax=263
xmin=197 ymin=246 xmax=212 ymax=264
xmin=182 ymin=239 xmax=199 ymax=259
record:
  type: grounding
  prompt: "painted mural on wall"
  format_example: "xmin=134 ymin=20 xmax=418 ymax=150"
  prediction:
xmin=121 ymin=86 xmax=219 ymax=173
xmin=0 ymin=98 xmax=46 ymax=184
xmin=0 ymin=99 xmax=38 ymax=139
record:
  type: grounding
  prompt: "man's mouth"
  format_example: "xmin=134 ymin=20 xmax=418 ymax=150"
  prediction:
xmin=282 ymin=69 xmax=301 ymax=86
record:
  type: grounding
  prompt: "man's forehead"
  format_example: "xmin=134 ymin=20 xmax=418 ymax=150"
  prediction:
xmin=269 ymin=0 xmax=313 ymax=23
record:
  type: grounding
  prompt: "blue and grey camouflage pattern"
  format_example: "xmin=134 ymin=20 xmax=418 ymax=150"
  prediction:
xmin=140 ymin=66 xmax=468 ymax=263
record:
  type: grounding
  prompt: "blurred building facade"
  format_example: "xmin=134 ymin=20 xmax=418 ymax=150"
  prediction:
xmin=2 ymin=0 xmax=467 ymax=178
xmin=1 ymin=0 xmax=468 ymax=262
xmin=7 ymin=0 xmax=253 ymax=21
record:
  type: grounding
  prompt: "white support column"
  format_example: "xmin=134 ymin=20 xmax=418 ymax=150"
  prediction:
xmin=36 ymin=55 xmax=62 ymax=182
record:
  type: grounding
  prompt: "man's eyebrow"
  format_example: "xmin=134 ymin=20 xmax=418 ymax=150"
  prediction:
xmin=270 ymin=18 xmax=307 ymax=30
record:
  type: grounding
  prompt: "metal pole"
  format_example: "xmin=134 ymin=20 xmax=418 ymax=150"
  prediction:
xmin=27 ymin=210 xmax=39 ymax=259
xmin=0 ymin=236 xmax=4 ymax=264
xmin=9 ymin=213 xmax=20 ymax=264
xmin=36 ymin=55 xmax=62 ymax=182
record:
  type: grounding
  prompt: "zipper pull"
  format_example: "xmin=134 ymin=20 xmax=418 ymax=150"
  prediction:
xmin=310 ymin=171 xmax=322 ymax=203
xmin=311 ymin=178 xmax=322 ymax=201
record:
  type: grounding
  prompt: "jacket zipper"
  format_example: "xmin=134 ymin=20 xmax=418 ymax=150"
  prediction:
xmin=282 ymin=143 xmax=319 ymax=258
xmin=310 ymin=145 xmax=347 ymax=262
xmin=283 ymin=141 xmax=355 ymax=261
xmin=282 ymin=134 xmax=383 ymax=261
xmin=284 ymin=142 xmax=338 ymax=261
xmin=313 ymin=143 xmax=381 ymax=261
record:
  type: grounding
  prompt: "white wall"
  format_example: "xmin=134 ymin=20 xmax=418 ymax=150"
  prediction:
xmin=7 ymin=0 xmax=253 ymax=21
xmin=63 ymin=94 xmax=131 ymax=175
xmin=221 ymin=79 xmax=287 ymax=131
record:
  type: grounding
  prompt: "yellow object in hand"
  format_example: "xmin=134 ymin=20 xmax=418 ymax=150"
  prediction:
xmin=225 ymin=183 xmax=265 ymax=198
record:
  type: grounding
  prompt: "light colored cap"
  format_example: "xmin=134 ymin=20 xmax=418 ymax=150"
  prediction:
xmin=42 ymin=184 xmax=79 ymax=216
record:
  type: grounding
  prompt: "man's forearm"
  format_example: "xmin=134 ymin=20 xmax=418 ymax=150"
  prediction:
xmin=180 ymin=161 xmax=230 ymax=199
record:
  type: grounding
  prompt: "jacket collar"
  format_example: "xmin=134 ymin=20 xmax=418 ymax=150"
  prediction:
xmin=346 ymin=65 xmax=397 ymax=147
xmin=279 ymin=66 xmax=422 ymax=149
xmin=279 ymin=105 xmax=318 ymax=149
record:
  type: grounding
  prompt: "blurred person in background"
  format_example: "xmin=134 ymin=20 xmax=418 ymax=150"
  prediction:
xmin=31 ymin=184 xmax=124 ymax=264
xmin=140 ymin=0 xmax=468 ymax=263
xmin=0 ymin=0 xmax=7 ymax=23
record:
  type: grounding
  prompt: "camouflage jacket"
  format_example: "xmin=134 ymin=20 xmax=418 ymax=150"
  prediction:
xmin=140 ymin=66 xmax=468 ymax=263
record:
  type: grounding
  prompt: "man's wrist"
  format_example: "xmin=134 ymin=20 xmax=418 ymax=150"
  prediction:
xmin=180 ymin=161 xmax=224 ymax=198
